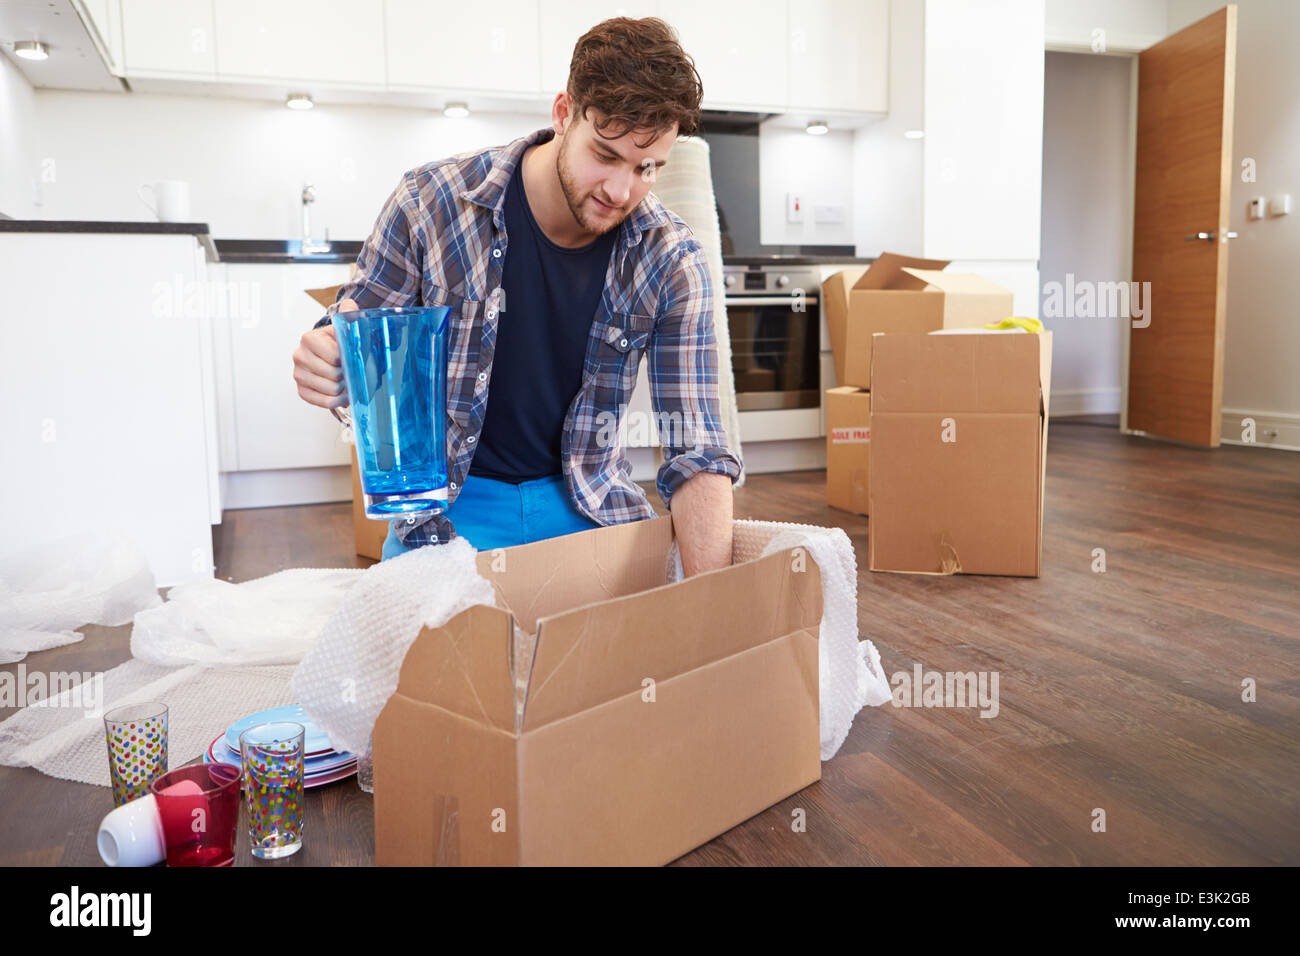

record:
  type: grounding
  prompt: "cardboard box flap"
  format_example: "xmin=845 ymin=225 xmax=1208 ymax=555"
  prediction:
xmin=870 ymin=332 xmax=1047 ymax=414
xmin=305 ymin=285 xmax=343 ymax=309
xmin=520 ymin=547 xmax=823 ymax=732
xmin=475 ymin=515 xmax=674 ymax=635
xmin=821 ymin=269 xmax=865 ymax=375
xmin=899 ymin=268 xmax=1015 ymax=298
xmin=392 ymin=603 xmax=516 ymax=732
xmin=851 ymin=252 xmax=950 ymax=291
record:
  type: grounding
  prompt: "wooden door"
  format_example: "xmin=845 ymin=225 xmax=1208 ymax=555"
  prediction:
xmin=1128 ymin=5 xmax=1237 ymax=446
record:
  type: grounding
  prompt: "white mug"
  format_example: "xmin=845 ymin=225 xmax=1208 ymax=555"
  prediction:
xmin=97 ymin=793 xmax=166 ymax=867
xmin=97 ymin=777 xmax=203 ymax=866
xmin=137 ymin=180 xmax=192 ymax=222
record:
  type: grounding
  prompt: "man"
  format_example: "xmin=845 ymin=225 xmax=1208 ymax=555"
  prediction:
xmin=291 ymin=17 xmax=740 ymax=577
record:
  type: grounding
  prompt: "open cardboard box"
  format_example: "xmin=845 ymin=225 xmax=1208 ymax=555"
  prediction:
xmin=823 ymin=253 xmax=1016 ymax=389
xmin=868 ymin=330 xmax=1053 ymax=577
xmin=372 ymin=514 xmax=823 ymax=865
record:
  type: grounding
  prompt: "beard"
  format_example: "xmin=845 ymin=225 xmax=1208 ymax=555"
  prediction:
xmin=556 ymin=130 xmax=625 ymax=236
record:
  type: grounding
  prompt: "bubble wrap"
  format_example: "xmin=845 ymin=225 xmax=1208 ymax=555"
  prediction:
xmin=0 ymin=529 xmax=162 ymax=664
xmin=668 ymin=518 xmax=892 ymax=760
xmin=132 ymin=568 xmax=365 ymax=667
xmin=0 ymin=659 xmax=297 ymax=785
xmin=290 ymin=536 xmax=497 ymax=793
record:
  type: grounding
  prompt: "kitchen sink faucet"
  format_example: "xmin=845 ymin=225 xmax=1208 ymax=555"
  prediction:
xmin=301 ymin=183 xmax=331 ymax=254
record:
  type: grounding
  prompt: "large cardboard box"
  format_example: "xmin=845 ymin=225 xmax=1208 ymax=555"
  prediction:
xmin=372 ymin=514 xmax=823 ymax=865
xmin=822 ymin=253 xmax=1015 ymax=389
xmin=869 ymin=331 xmax=1052 ymax=577
xmin=350 ymin=450 xmax=389 ymax=561
xmin=826 ymin=386 xmax=871 ymax=516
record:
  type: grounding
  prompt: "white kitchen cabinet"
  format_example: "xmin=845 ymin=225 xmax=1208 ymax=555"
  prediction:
xmin=221 ymin=262 xmax=355 ymax=472
xmin=385 ymin=0 xmax=541 ymax=94
xmin=0 ymin=232 xmax=219 ymax=587
xmin=80 ymin=0 xmax=125 ymax=75
xmin=121 ymin=0 xmax=216 ymax=78
xmin=657 ymin=0 xmax=788 ymax=109
xmin=538 ymin=1 xmax=660 ymax=96
xmin=214 ymin=0 xmax=385 ymax=87
xmin=788 ymin=0 xmax=889 ymax=113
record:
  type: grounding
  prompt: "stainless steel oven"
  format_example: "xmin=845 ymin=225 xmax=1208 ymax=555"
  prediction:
xmin=724 ymin=264 xmax=822 ymax=411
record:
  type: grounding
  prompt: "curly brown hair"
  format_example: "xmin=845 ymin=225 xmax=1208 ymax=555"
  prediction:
xmin=565 ymin=17 xmax=703 ymax=148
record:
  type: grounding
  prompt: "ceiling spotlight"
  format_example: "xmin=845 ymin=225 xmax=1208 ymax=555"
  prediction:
xmin=903 ymin=129 xmax=925 ymax=139
xmin=14 ymin=40 xmax=50 ymax=61
xmin=286 ymin=93 xmax=314 ymax=111
xmin=444 ymin=102 xmax=470 ymax=118
xmin=806 ymin=120 xmax=829 ymax=136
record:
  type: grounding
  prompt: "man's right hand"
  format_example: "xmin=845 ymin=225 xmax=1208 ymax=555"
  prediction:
xmin=293 ymin=297 xmax=357 ymax=409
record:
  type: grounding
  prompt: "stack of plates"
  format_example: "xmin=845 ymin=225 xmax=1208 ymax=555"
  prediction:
xmin=202 ymin=705 xmax=357 ymax=789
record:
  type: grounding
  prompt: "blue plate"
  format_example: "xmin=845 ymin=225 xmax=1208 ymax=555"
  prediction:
xmin=224 ymin=705 xmax=334 ymax=756
xmin=208 ymin=732 xmax=356 ymax=774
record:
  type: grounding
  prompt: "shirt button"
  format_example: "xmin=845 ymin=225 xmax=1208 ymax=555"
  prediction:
xmin=467 ymin=435 xmax=476 ymax=443
xmin=450 ymin=481 xmax=458 ymax=490
xmin=488 ymin=310 xmax=497 ymax=319
xmin=619 ymin=338 xmax=629 ymax=348
xmin=477 ymin=371 xmax=487 ymax=382
xmin=492 ymin=248 xmax=502 ymax=259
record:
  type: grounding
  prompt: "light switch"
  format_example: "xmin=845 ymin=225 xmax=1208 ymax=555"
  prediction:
xmin=1247 ymin=197 xmax=1265 ymax=221
xmin=1268 ymin=194 xmax=1292 ymax=217
xmin=814 ymin=203 xmax=844 ymax=224
xmin=786 ymin=193 xmax=803 ymax=223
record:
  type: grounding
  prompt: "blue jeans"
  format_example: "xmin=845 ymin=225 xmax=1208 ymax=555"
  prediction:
xmin=381 ymin=472 xmax=602 ymax=559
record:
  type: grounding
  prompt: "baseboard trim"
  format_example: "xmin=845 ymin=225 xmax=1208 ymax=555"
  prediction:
xmin=1220 ymin=409 xmax=1300 ymax=452
xmin=1050 ymin=387 xmax=1122 ymax=417
xmin=222 ymin=466 xmax=351 ymax=510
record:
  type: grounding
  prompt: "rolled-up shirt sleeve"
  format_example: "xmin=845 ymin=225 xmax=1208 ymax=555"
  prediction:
xmin=311 ymin=171 xmax=424 ymax=330
xmin=648 ymin=241 xmax=744 ymax=508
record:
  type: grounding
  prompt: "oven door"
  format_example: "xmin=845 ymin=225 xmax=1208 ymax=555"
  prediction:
xmin=726 ymin=295 xmax=821 ymax=411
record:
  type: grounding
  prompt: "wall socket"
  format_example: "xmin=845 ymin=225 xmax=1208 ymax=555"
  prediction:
xmin=786 ymin=192 xmax=804 ymax=223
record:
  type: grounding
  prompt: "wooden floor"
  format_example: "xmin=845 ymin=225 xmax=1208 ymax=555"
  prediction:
xmin=4 ymin=417 xmax=1298 ymax=865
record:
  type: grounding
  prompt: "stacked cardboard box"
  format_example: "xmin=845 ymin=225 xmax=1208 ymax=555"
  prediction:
xmin=822 ymin=253 xmax=1013 ymax=518
xmin=869 ymin=330 xmax=1052 ymax=577
xmin=822 ymin=254 xmax=1051 ymax=576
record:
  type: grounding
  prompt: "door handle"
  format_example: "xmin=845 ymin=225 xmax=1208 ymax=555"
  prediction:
xmin=1183 ymin=231 xmax=1239 ymax=241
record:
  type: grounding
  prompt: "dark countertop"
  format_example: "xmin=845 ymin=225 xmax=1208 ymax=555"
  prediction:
xmin=0 ymin=223 xmax=872 ymax=269
xmin=0 ymin=219 xmax=218 ymax=261
xmin=214 ymin=239 xmax=364 ymax=264
xmin=724 ymin=255 xmax=874 ymax=266
xmin=0 ymin=218 xmax=211 ymax=235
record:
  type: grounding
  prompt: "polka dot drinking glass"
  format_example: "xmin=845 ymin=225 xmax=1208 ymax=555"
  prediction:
xmin=240 ymin=721 xmax=306 ymax=860
xmin=103 ymin=702 xmax=168 ymax=807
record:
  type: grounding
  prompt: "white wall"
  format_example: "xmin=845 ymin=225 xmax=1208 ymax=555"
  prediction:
xmin=1045 ymin=0 xmax=1168 ymax=51
xmin=852 ymin=0 xmax=925 ymax=256
xmin=0 ymin=53 xmax=38 ymax=219
xmin=1165 ymin=0 xmax=1300 ymax=448
xmin=758 ymin=124 xmax=855 ymax=247
xmin=29 ymin=87 xmax=550 ymax=238
xmin=923 ymin=0 xmax=1045 ymax=319
xmin=1039 ymin=51 xmax=1132 ymax=415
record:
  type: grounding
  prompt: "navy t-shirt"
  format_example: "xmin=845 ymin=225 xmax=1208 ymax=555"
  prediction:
xmin=467 ymin=150 xmax=618 ymax=483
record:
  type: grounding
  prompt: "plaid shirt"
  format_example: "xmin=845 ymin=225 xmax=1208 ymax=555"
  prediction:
xmin=319 ymin=125 xmax=743 ymax=547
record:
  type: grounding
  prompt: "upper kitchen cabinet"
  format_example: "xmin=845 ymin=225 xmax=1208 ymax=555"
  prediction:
xmin=80 ymin=0 xmax=125 ymax=75
xmin=788 ymin=0 xmax=889 ymax=114
xmin=657 ymin=0 xmax=788 ymax=110
xmin=538 ymin=1 xmax=660 ymax=95
xmin=385 ymin=0 xmax=541 ymax=94
xmin=121 ymin=0 xmax=217 ymax=78
xmin=214 ymin=0 xmax=386 ymax=87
